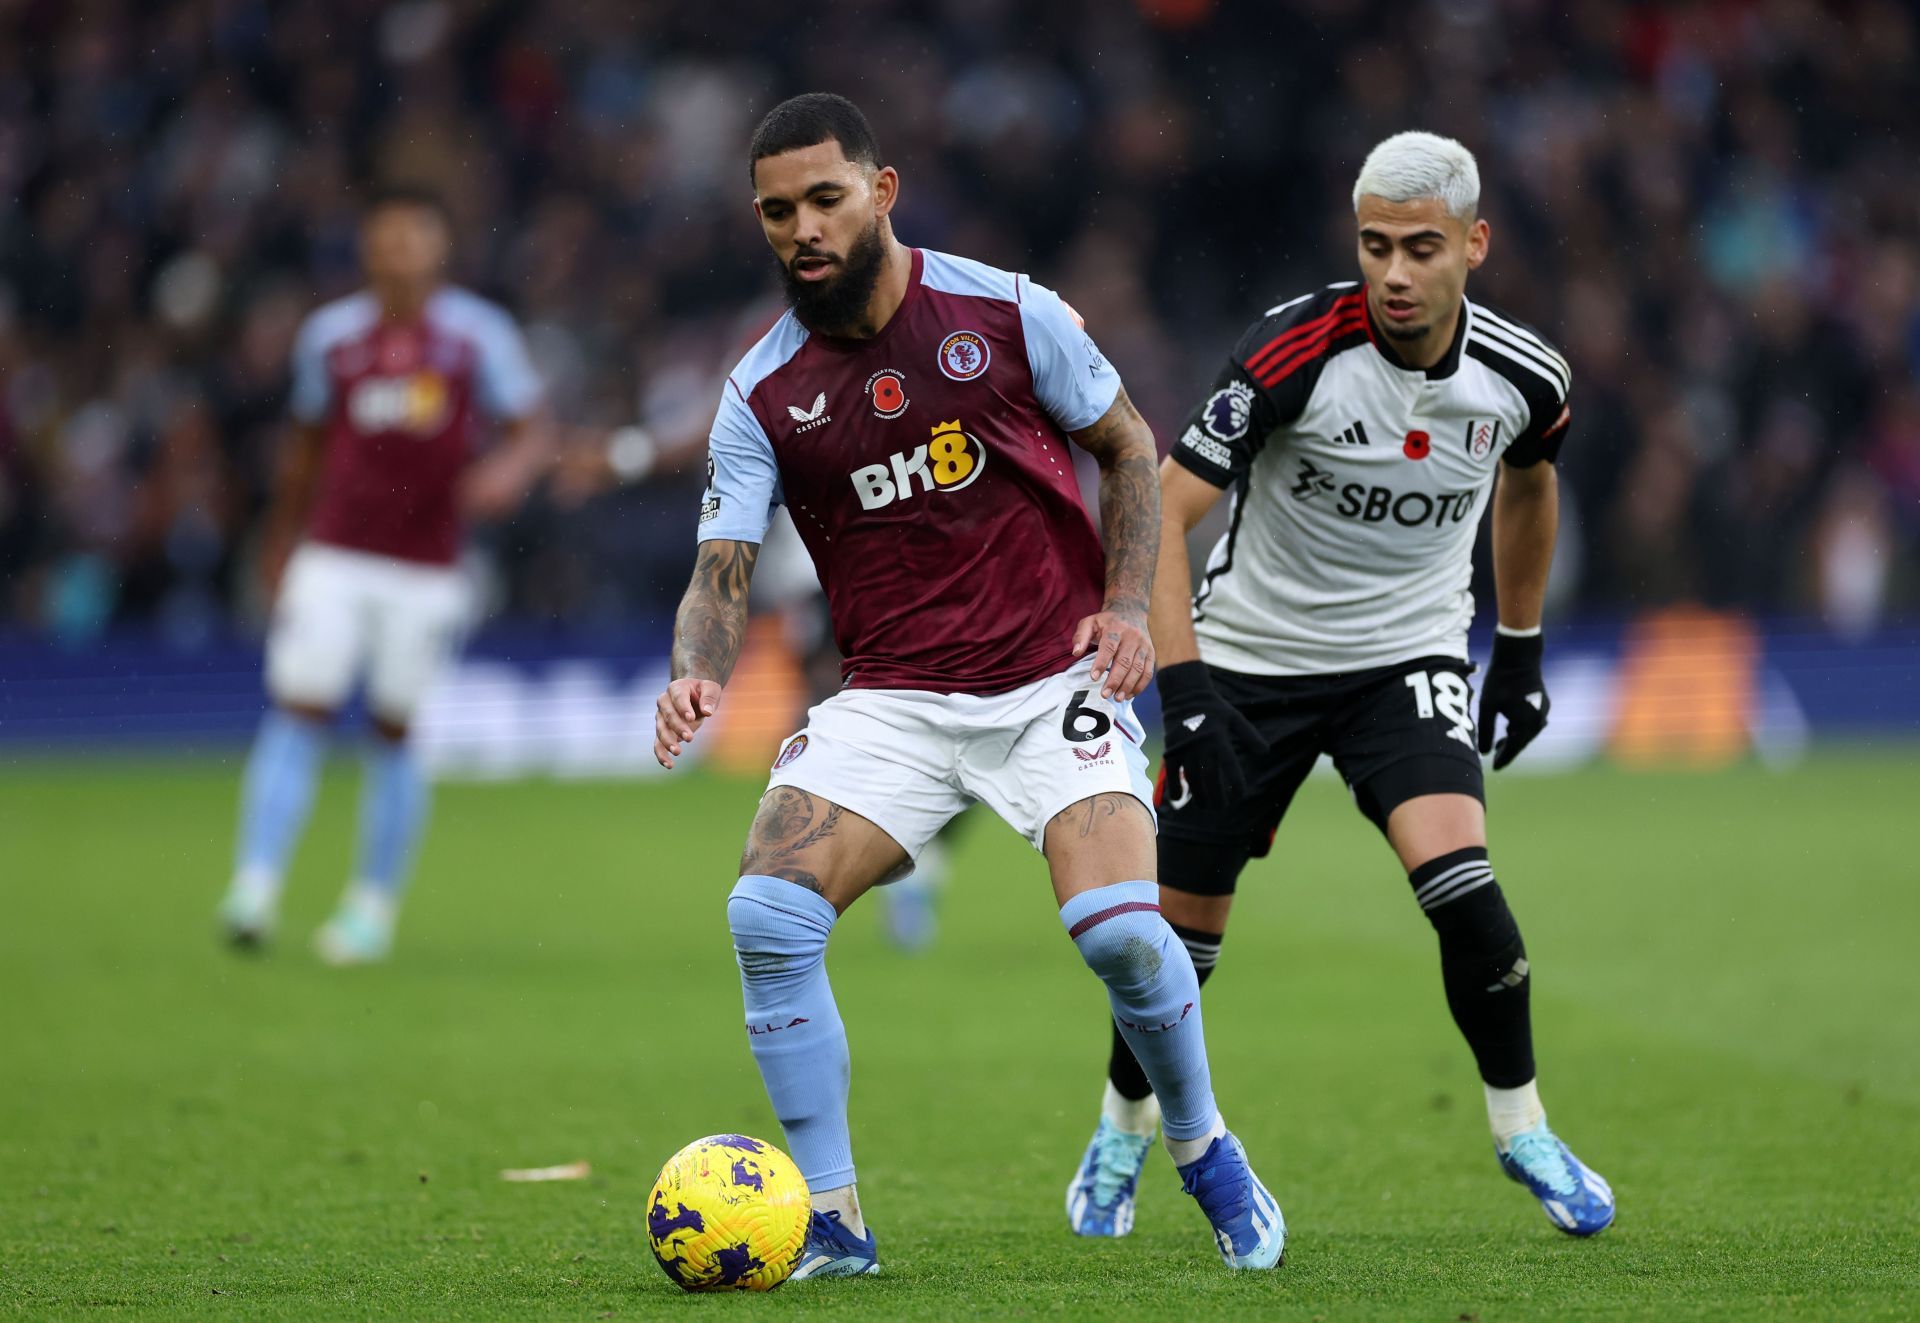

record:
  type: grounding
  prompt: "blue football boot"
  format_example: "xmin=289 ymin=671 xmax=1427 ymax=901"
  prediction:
xmin=1066 ymin=1117 xmax=1155 ymax=1236
xmin=1177 ymin=1132 xmax=1285 ymax=1269
xmin=788 ymin=1209 xmax=879 ymax=1280
xmin=1498 ymin=1120 xmax=1615 ymax=1236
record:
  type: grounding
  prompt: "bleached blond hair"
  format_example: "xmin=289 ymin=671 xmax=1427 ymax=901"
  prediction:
xmin=1352 ymin=132 xmax=1480 ymax=220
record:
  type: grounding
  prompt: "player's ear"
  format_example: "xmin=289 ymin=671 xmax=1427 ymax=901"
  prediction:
xmin=871 ymin=165 xmax=900 ymax=220
xmin=1466 ymin=217 xmax=1490 ymax=270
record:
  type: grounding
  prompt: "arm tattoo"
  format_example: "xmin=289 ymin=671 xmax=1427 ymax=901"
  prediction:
xmin=1071 ymin=388 xmax=1159 ymax=620
xmin=671 ymin=539 xmax=758 ymax=682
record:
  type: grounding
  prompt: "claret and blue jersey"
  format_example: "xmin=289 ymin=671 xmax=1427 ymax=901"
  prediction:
xmin=700 ymin=247 xmax=1123 ymax=695
xmin=289 ymin=286 xmax=543 ymax=566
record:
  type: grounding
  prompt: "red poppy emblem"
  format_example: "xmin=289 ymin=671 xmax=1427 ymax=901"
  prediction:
xmin=867 ymin=369 xmax=908 ymax=418
xmin=1403 ymin=430 xmax=1431 ymax=460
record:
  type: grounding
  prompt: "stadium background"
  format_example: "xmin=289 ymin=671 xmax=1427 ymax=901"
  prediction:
xmin=2 ymin=0 xmax=1917 ymax=766
xmin=3 ymin=2 xmax=1918 ymax=1317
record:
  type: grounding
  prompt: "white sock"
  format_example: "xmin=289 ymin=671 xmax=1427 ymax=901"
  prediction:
xmin=1486 ymin=1079 xmax=1546 ymax=1150
xmin=230 ymin=865 xmax=281 ymax=905
xmin=1162 ymin=1110 xmax=1227 ymax=1167
xmin=812 ymin=1183 xmax=864 ymax=1238
xmin=342 ymin=885 xmax=397 ymax=927
xmin=1102 ymin=1081 xmax=1161 ymax=1138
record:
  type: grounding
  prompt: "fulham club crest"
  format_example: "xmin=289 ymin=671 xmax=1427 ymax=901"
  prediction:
xmin=1464 ymin=418 xmax=1502 ymax=461
xmin=937 ymin=330 xmax=990 ymax=381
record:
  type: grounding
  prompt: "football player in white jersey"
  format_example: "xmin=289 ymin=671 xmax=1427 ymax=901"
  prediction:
xmin=1065 ymin=132 xmax=1614 ymax=1239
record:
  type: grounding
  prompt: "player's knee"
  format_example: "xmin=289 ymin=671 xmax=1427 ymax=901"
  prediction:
xmin=370 ymin=714 xmax=410 ymax=744
xmin=1411 ymin=847 xmax=1527 ymax=986
xmin=727 ymin=875 xmax=834 ymax=984
xmin=1065 ymin=890 xmax=1185 ymax=997
xmin=1160 ymin=836 xmax=1249 ymax=904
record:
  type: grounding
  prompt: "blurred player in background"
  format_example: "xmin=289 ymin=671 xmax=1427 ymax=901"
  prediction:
xmin=216 ymin=186 xmax=551 ymax=964
xmin=1066 ymin=133 xmax=1614 ymax=1238
xmin=653 ymin=94 xmax=1283 ymax=1277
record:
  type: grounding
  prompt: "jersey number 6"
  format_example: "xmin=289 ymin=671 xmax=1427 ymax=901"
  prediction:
xmin=1061 ymin=689 xmax=1114 ymax=743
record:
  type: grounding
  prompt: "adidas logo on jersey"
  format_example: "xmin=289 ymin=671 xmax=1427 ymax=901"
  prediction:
xmin=1182 ymin=714 xmax=1206 ymax=732
xmin=849 ymin=420 xmax=987 ymax=510
xmin=1333 ymin=419 xmax=1371 ymax=446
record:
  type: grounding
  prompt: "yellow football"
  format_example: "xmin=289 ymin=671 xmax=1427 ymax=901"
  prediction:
xmin=645 ymin=1134 xmax=811 ymax=1291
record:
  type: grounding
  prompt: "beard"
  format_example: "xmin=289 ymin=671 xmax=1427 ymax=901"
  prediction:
xmin=1381 ymin=321 xmax=1431 ymax=342
xmin=779 ymin=221 xmax=889 ymax=335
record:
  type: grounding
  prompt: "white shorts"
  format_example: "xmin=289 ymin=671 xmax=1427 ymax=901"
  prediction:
xmin=266 ymin=543 xmax=472 ymax=721
xmin=765 ymin=656 xmax=1154 ymax=860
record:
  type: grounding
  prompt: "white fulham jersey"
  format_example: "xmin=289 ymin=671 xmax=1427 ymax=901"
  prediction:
xmin=1171 ymin=283 xmax=1570 ymax=676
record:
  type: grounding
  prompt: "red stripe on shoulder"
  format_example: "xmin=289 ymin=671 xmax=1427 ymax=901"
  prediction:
xmin=1252 ymin=309 xmax=1366 ymax=387
xmin=1242 ymin=290 xmax=1365 ymax=375
xmin=1244 ymin=307 xmax=1341 ymax=376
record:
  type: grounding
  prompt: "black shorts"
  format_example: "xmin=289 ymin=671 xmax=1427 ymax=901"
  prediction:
xmin=1158 ymin=656 xmax=1484 ymax=893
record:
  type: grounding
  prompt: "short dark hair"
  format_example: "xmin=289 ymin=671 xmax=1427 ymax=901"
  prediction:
xmin=749 ymin=93 xmax=882 ymax=185
xmin=363 ymin=182 xmax=451 ymax=225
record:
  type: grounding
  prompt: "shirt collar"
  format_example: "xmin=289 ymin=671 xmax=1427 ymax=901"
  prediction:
xmin=1365 ymin=291 xmax=1468 ymax=380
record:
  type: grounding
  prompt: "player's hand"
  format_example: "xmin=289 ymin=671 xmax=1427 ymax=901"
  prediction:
xmin=258 ymin=534 xmax=295 ymax=603
xmin=549 ymin=436 xmax=616 ymax=508
xmin=654 ymin=678 xmax=724 ymax=769
xmin=459 ymin=456 xmax=530 ymax=522
xmin=1073 ymin=608 xmax=1154 ymax=700
xmin=1156 ymin=660 xmax=1266 ymax=810
xmin=1478 ymin=629 xmax=1550 ymax=770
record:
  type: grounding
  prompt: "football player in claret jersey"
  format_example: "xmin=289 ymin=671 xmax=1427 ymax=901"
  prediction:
xmin=216 ymin=186 xmax=550 ymax=964
xmin=652 ymin=94 xmax=1283 ymax=1277
xmin=1065 ymin=133 xmax=1615 ymax=1239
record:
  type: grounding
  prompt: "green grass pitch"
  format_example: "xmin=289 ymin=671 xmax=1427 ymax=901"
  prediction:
xmin=4 ymin=752 xmax=1917 ymax=1319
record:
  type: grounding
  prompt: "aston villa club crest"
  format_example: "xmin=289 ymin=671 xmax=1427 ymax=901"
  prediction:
xmin=773 ymin=734 xmax=808 ymax=769
xmin=1465 ymin=418 xmax=1502 ymax=461
xmin=937 ymin=330 xmax=990 ymax=381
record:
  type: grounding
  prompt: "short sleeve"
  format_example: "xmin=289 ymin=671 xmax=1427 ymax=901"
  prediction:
xmin=1167 ymin=361 xmax=1285 ymax=488
xmin=1501 ymin=395 xmax=1571 ymax=468
xmin=1019 ymin=278 xmax=1122 ymax=432
xmin=471 ymin=306 xmax=543 ymax=420
xmin=1168 ymin=294 xmax=1348 ymax=487
xmin=697 ymin=383 xmax=782 ymax=544
xmin=288 ymin=313 xmax=333 ymax=424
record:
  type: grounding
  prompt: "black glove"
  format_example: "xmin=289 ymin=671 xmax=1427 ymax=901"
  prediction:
xmin=1157 ymin=661 xmax=1267 ymax=810
xmin=1477 ymin=629 xmax=1550 ymax=770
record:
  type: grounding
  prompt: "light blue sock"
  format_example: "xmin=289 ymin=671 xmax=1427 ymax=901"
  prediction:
xmin=353 ymin=738 xmax=430 ymax=896
xmin=1061 ymin=881 xmax=1218 ymax=1141
xmin=235 ymin=710 xmax=327 ymax=882
xmin=727 ymin=874 xmax=854 ymax=1191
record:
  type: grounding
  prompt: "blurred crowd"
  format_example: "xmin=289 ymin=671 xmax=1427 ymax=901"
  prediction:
xmin=2 ymin=0 xmax=1916 ymax=646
